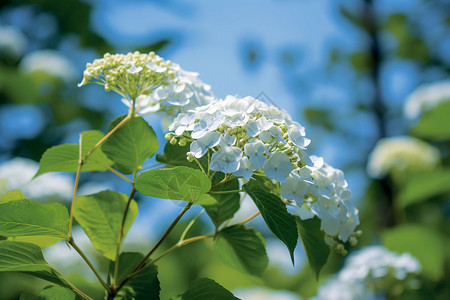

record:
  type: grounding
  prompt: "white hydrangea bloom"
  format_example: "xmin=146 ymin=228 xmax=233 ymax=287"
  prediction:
xmin=79 ymin=52 xmax=214 ymax=116
xmin=168 ymin=95 xmax=359 ymax=248
xmin=0 ymin=157 xmax=73 ymax=201
xmin=233 ymin=287 xmax=301 ymax=300
xmin=312 ymin=246 xmax=421 ymax=300
xmin=404 ymin=80 xmax=450 ymax=121
xmin=367 ymin=136 xmax=440 ymax=179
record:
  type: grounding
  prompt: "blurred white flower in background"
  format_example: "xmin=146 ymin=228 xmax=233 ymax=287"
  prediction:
xmin=366 ymin=136 xmax=440 ymax=180
xmin=404 ymin=80 xmax=450 ymax=121
xmin=19 ymin=49 xmax=77 ymax=82
xmin=233 ymin=287 xmax=301 ymax=300
xmin=0 ymin=157 xmax=73 ymax=201
xmin=312 ymin=246 xmax=421 ymax=300
xmin=0 ymin=25 xmax=28 ymax=59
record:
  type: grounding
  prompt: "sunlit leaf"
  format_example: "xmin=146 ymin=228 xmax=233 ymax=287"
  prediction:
xmin=296 ymin=217 xmax=330 ymax=279
xmin=214 ymin=225 xmax=268 ymax=276
xmin=412 ymin=101 xmax=450 ymax=141
xmin=135 ymin=167 xmax=211 ymax=202
xmin=172 ymin=278 xmax=240 ymax=300
xmin=39 ymin=286 xmax=78 ymax=300
xmin=0 ymin=190 xmax=27 ymax=203
xmin=34 ymin=130 xmax=112 ymax=178
xmin=74 ymin=190 xmax=138 ymax=260
xmin=244 ymin=179 xmax=298 ymax=264
xmin=0 ymin=241 xmax=70 ymax=288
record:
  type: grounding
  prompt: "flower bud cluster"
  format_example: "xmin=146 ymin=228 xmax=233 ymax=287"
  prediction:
xmin=78 ymin=52 xmax=214 ymax=115
xmin=313 ymin=246 xmax=421 ymax=300
xmin=168 ymin=95 xmax=360 ymax=247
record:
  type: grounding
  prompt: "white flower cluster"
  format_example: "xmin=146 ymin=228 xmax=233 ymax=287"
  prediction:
xmin=78 ymin=52 xmax=214 ymax=116
xmin=367 ymin=136 xmax=440 ymax=180
xmin=404 ymin=80 xmax=450 ymax=121
xmin=167 ymin=95 xmax=359 ymax=249
xmin=313 ymin=246 xmax=421 ymax=300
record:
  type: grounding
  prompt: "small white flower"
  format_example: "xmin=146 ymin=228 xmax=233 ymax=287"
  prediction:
xmin=263 ymin=152 xmax=294 ymax=183
xmin=190 ymin=131 xmax=221 ymax=158
xmin=233 ymin=157 xmax=257 ymax=180
xmin=209 ymin=146 xmax=243 ymax=173
xmin=280 ymin=176 xmax=310 ymax=204
xmin=244 ymin=140 xmax=267 ymax=168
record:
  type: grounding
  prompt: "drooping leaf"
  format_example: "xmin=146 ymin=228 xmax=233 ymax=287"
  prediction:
xmin=0 ymin=241 xmax=70 ymax=288
xmin=109 ymin=252 xmax=160 ymax=300
xmin=382 ymin=225 xmax=446 ymax=280
xmin=398 ymin=169 xmax=450 ymax=207
xmin=0 ymin=197 xmax=68 ymax=242
xmin=38 ymin=286 xmax=79 ymax=300
xmin=73 ymin=190 xmax=138 ymax=261
xmin=0 ymin=190 xmax=27 ymax=203
xmin=412 ymin=101 xmax=450 ymax=141
xmin=214 ymin=225 xmax=268 ymax=276
xmin=244 ymin=179 xmax=298 ymax=264
xmin=135 ymin=167 xmax=211 ymax=202
xmin=102 ymin=115 xmax=159 ymax=174
xmin=34 ymin=130 xmax=112 ymax=178
xmin=205 ymin=175 xmax=240 ymax=228
xmin=296 ymin=217 xmax=330 ymax=279
xmin=172 ymin=278 xmax=240 ymax=300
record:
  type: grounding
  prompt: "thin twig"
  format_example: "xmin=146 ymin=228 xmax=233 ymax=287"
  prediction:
xmin=106 ymin=166 xmax=133 ymax=184
xmin=239 ymin=211 xmax=261 ymax=225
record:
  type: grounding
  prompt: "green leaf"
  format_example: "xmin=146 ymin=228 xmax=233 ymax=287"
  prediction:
xmin=173 ymin=278 xmax=240 ymax=300
xmin=196 ymin=194 xmax=218 ymax=206
xmin=135 ymin=167 xmax=211 ymax=202
xmin=0 ymin=240 xmax=71 ymax=288
xmin=0 ymin=197 xmax=69 ymax=242
xmin=243 ymin=179 xmax=298 ymax=264
xmin=156 ymin=143 xmax=195 ymax=168
xmin=398 ymin=169 xmax=450 ymax=207
xmin=296 ymin=217 xmax=330 ymax=279
xmin=73 ymin=190 xmax=138 ymax=261
xmin=34 ymin=130 xmax=112 ymax=178
xmin=8 ymin=236 xmax=63 ymax=249
xmin=412 ymin=101 xmax=450 ymax=141
xmin=214 ymin=225 xmax=268 ymax=276
xmin=382 ymin=225 xmax=446 ymax=280
xmin=109 ymin=252 xmax=160 ymax=300
xmin=205 ymin=175 xmax=240 ymax=228
xmin=102 ymin=115 xmax=158 ymax=174
xmin=38 ymin=286 xmax=78 ymax=300
xmin=0 ymin=190 xmax=27 ymax=203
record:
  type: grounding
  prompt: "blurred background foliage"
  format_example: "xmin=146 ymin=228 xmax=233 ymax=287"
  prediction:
xmin=0 ymin=0 xmax=449 ymax=299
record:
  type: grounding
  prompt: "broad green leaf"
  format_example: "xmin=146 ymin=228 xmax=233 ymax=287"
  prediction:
xmin=296 ymin=217 xmax=330 ymax=279
xmin=8 ymin=236 xmax=63 ymax=248
xmin=398 ymin=169 xmax=450 ymax=207
xmin=102 ymin=115 xmax=158 ymax=174
xmin=0 ymin=190 xmax=27 ymax=203
xmin=196 ymin=194 xmax=218 ymax=206
xmin=214 ymin=225 xmax=268 ymax=276
xmin=34 ymin=130 xmax=112 ymax=177
xmin=205 ymin=175 xmax=240 ymax=228
xmin=0 ymin=241 xmax=70 ymax=288
xmin=135 ymin=167 xmax=211 ymax=202
xmin=172 ymin=278 xmax=240 ymax=300
xmin=73 ymin=190 xmax=138 ymax=261
xmin=382 ymin=225 xmax=446 ymax=280
xmin=109 ymin=252 xmax=160 ymax=300
xmin=412 ymin=101 xmax=450 ymax=141
xmin=38 ymin=286 xmax=78 ymax=300
xmin=244 ymin=179 xmax=298 ymax=263
xmin=0 ymin=198 xmax=68 ymax=241
xmin=156 ymin=143 xmax=196 ymax=168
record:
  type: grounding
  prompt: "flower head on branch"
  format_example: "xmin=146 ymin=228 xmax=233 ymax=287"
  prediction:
xmin=78 ymin=51 xmax=214 ymax=116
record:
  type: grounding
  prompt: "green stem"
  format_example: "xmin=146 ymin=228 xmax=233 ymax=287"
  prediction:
xmin=106 ymin=166 xmax=133 ymax=184
xmin=192 ymin=157 xmax=206 ymax=174
xmin=113 ymin=187 xmax=137 ymax=286
xmin=210 ymin=175 xmax=235 ymax=189
xmin=238 ymin=211 xmax=261 ymax=225
xmin=179 ymin=209 xmax=205 ymax=241
xmin=69 ymin=239 xmax=110 ymax=293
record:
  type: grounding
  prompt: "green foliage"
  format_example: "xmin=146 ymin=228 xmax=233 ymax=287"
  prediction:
xmin=205 ymin=175 xmax=241 ymax=228
xmin=0 ymin=241 xmax=71 ymax=288
xmin=296 ymin=217 xmax=330 ymax=279
xmin=243 ymin=179 xmax=298 ymax=264
xmin=109 ymin=252 xmax=160 ymax=300
xmin=0 ymin=194 xmax=68 ymax=243
xmin=382 ymin=224 xmax=446 ymax=280
xmin=34 ymin=130 xmax=112 ymax=178
xmin=38 ymin=286 xmax=78 ymax=300
xmin=172 ymin=278 xmax=240 ymax=300
xmin=102 ymin=116 xmax=159 ymax=174
xmin=1 ymin=190 xmax=27 ymax=202
xmin=214 ymin=225 xmax=268 ymax=276
xmin=397 ymin=169 xmax=450 ymax=207
xmin=73 ymin=190 xmax=138 ymax=261
xmin=412 ymin=101 xmax=450 ymax=141
xmin=135 ymin=167 xmax=211 ymax=202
